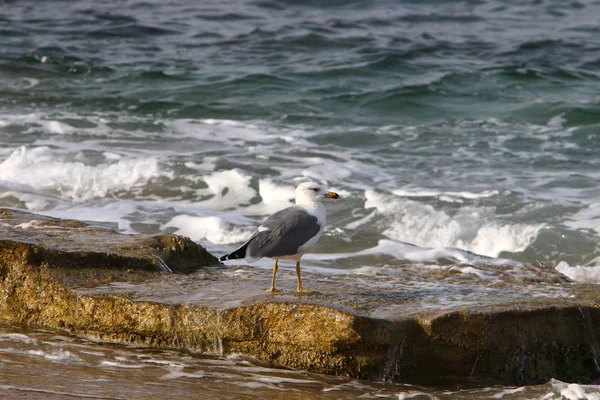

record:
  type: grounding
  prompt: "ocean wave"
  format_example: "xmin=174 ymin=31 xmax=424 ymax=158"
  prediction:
xmin=0 ymin=146 xmax=169 ymax=202
xmin=2 ymin=0 xmax=600 ymax=278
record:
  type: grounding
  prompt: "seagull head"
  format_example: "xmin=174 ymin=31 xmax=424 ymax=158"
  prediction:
xmin=295 ymin=182 xmax=340 ymax=204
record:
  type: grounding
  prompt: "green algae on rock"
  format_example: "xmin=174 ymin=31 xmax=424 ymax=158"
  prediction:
xmin=1 ymin=208 xmax=600 ymax=387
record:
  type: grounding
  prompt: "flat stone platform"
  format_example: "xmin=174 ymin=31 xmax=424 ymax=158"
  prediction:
xmin=0 ymin=208 xmax=598 ymax=386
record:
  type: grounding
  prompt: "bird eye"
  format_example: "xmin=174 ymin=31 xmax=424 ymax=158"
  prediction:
xmin=311 ymin=187 xmax=319 ymax=192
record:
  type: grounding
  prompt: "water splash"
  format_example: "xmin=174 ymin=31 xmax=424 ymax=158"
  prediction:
xmin=155 ymin=259 xmax=173 ymax=273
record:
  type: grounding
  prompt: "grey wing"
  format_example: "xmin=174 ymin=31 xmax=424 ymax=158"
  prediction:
xmin=246 ymin=206 xmax=321 ymax=259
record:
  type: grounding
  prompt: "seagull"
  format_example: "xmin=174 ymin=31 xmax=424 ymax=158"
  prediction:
xmin=220 ymin=182 xmax=340 ymax=293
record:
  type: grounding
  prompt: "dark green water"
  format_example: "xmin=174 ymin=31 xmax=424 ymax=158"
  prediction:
xmin=2 ymin=0 xmax=600 ymax=270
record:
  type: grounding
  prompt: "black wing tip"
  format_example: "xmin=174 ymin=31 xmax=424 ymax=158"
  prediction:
xmin=220 ymin=253 xmax=243 ymax=262
xmin=220 ymin=243 xmax=248 ymax=262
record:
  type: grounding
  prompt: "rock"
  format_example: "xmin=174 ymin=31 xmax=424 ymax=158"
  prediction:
xmin=0 ymin=208 xmax=219 ymax=275
xmin=1 ymin=207 xmax=599 ymax=386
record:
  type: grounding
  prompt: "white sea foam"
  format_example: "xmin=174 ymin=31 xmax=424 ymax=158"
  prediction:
xmin=161 ymin=118 xmax=269 ymax=141
xmin=344 ymin=211 xmax=377 ymax=230
xmin=193 ymin=172 xmax=306 ymax=215
xmin=140 ymin=358 xmax=186 ymax=368
xmin=0 ymin=112 xmax=117 ymax=138
xmin=0 ymin=146 xmax=169 ymax=202
xmin=547 ymin=379 xmax=600 ymax=400
xmin=80 ymin=350 xmax=105 ymax=357
xmin=303 ymin=239 xmax=517 ymax=268
xmin=37 ymin=199 xmax=139 ymax=231
xmin=565 ymin=203 xmax=600 ymax=234
xmin=363 ymin=189 xmax=543 ymax=258
xmin=392 ymin=188 xmax=500 ymax=201
xmin=222 ymin=268 xmax=254 ymax=279
xmin=0 ymin=333 xmax=37 ymax=344
xmin=555 ymin=261 xmax=600 ymax=283
xmin=42 ymin=120 xmax=75 ymax=135
xmin=170 ymin=175 xmax=347 ymax=247
xmin=27 ymin=349 xmax=84 ymax=363
xmin=1 ymin=111 xmax=596 ymax=273
xmin=397 ymin=392 xmax=440 ymax=400
xmin=0 ymin=190 xmax=52 ymax=210
xmin=469 ymin=223 xmax=544 ymax=257
xmin=546 ymin=113 xmax=566 ymax=128
xmin=250 ymin=375 xmax=315 ymax=385
xmin=13 ymin=220 xmax=42 ymax=229
xmin=449 ymin=266 xmax=494 ymax=280
xmin=256 ymin=179 xmax=295 ymax=209
xmin=100 ymin=360 xmax=146 ymax=369
xmin=0 ymin=112 xmax=43 ymax=128
xmin=162 ymin=215 xmax=255 ymax=245
xmin=160 ymin=370 xmax=206 ymax=380
xmin=184 ymin=158 xmax=218 ymax=173
xmin=490 ymin=386 xmax=525 ymax=398
xmin=357 ymin=240 xmax=476 ymax=264
xmin=197 ymin=169 xmax=257 ymax=210
xmin=102 ymin=152 xmax=123 ymax=161
xmin=5 ymin=77 xmax=40 ymax=90
xmin=300 ymin=157 xmax=354 ymax=183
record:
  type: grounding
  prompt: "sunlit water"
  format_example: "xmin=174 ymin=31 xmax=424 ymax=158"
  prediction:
xmin=2 ymin=0 xmax=600 ymax=397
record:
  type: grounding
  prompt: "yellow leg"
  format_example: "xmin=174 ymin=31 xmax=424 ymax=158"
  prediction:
xmin=269 ymin=260 xmax=281 ymax=293
xmin=296 ymin=261 xmax=312 ymax=293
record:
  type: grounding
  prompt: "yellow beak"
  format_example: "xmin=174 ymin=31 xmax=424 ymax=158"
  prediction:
xmin=325 ymin=191 xmax=340 ymax=199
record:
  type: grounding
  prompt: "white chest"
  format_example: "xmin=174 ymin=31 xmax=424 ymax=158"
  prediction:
xmin=302 ymin=203 xmax=326 ymax=227
xmin=295 ymin=203 xmax=326 ymax=255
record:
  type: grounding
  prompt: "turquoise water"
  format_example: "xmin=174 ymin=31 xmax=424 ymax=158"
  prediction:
xmin=2 ymin=0 xmax=600 ymax=396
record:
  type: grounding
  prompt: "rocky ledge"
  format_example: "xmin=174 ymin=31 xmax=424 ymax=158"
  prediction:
xmin=0 ymin=207 xmax=599 ymax=387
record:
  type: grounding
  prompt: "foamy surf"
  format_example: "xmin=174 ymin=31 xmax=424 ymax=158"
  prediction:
xmin=0 ymin=146 xmax=170 ymax=202
xmin=555 ymin=261 xmax=600 ymax=284
xmin=301 ymin=238 xmax=518 ymax=270
xmin=0 ymin=111 xmax=598 ymax=284
xmin=392 ymin=188 xmax=501 ymax=202
xmin=162 ymin=214 xmax=255 ymax=245
xmin=363 ymin=189 xmax=544 ymax=258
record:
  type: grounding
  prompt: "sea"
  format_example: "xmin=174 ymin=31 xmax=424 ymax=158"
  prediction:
xmin=1 ymin=0 xmax=600 ymax=398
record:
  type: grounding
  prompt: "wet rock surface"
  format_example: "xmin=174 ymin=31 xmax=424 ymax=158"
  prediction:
xmin=0 ymin=208 xmax=599 ymax=387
